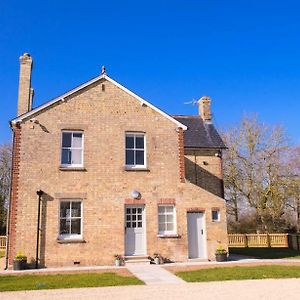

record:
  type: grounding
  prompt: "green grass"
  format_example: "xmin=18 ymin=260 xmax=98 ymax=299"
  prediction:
xmin=0 ymin=251 xmax=4 ymax=258
xmin=229 ymin=247 xmax=300 ymax=259
xmin=0 ymin=272 xmax=144 ymax=292
xmin=176 ymin=265 xmax=300 ymax=282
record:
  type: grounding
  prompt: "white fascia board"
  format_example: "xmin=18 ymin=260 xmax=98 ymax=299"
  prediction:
xmin=11 ymin=73 xmax=187 ymax=130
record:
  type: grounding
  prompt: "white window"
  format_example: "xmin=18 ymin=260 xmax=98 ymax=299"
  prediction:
xmin=59 ymin=200 xmax=82 ymax=240
xmin=158 ymin=205 xmax=176 ymax=235
xmin=125 ymin=133 xmax=146 ymax=168
xmin=212 ymin=209 xmax=220 ymax=222
xmin=61 ymin=131 xmax=83 ymax=167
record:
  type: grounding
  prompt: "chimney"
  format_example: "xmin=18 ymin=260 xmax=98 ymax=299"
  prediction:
xmin=17 ymin=53 xmax=33 ymax=116
xmin=198 ymin=96 xmax=212 ymax=123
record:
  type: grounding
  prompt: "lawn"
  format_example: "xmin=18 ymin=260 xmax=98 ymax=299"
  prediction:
xmin=229 ymin=247 xmax=300 ymax=259
xmin=176 ymin=265 xmax=300 ymax=282
xmin=0 ymin=272 xmax=144 ymax=292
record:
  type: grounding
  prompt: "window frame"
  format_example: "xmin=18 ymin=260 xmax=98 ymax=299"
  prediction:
xmin=60 ymin=130 xmax=84 ymax=168
xmin=211 ymin=209 xmax=220 ymax=222
xmin=58 ymin=200 xmax=83 ymax=240
xmin=157 ymin=205 xmax=177 ymax=236
xmin=125 ymin=132 xmax=146 ymax=169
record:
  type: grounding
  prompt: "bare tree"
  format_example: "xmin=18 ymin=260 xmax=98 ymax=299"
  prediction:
xmin=0 ymin=144 xmax=12 ymax=234
xmin=223 ymin=116 xmax=296 ymax=232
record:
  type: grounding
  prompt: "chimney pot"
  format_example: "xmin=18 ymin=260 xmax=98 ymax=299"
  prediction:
xmin=198 ymin=96 xmax=212 ymax=123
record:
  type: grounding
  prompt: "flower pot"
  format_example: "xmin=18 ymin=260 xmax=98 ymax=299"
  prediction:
xmin=154 ymin=257 xmax=160 ymax=265
xmin=115 ymin=259 xmax=122 ymax=267
xmin=215 ymin=253 xmax=227 ymax=262
xmin=13 ymin=259 xmax=27 ymax=270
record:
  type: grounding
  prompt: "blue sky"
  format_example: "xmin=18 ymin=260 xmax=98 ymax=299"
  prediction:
xmin=1 ymin=0 xmax=300 ymax=144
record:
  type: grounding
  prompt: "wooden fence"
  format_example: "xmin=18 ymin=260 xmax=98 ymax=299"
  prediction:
xmin=0 ymin=236 xmax=6 ymax=250
xmin=228 ymin=233 xmax=289 ymax=248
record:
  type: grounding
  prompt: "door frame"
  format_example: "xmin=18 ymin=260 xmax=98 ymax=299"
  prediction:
xmin=124 ymin=204 xmax=147 ymax=256
xmin=187 ymin=212 xmax=207 ymax=259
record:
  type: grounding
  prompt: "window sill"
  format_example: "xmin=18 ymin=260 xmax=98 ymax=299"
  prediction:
xmin=157 ymin=234 xmax=181 ymax=239
xmin=124 ymin=167 xmax=150 ymax=172
xmin=59 ymin=167 xmax=87 ymax=172
xmin=57 ymin=238 xmax=86 ymax=244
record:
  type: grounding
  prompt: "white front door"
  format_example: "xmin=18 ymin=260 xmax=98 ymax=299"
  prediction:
xmin=125 ymin=205 xmax=146 ymax=256
xmin=187 ymin=212 xmax=206 ymax=259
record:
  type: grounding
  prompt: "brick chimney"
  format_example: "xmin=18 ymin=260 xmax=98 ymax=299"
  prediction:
xmin=198 ymin=96 xmax=212 ymax=123
xmin=17 ymin=53 xmax=33 ymax=116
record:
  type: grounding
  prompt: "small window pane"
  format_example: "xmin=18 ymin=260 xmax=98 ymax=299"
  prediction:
xmin=132 ymin=215 xmax=136 ymax=221
xmin=138 ymin=222 xmax=142 ymax=227
xmin=158 ymin=223 xmax=165 ymax=232
xmin=158 ymin=206 xmax=165 ymax=213
xmin=136 ymin=137 xmax=144 ymax=149
xmin=71 ymin=219 xmax=81 ymax=234
xmin=167 ymin=215 xmax=173 ymax=222
xmin=165 ymin=206 xmax=173 ymax=213
xmin=60 ymin=202 xmax=70 ymax=218
xmin=137 ymin=208 xmax=142 ymax=214
xmin=126 ymin=215 xmax=131 ymax=221
xmin=71 ymin=202 xmax=81 ymax=217
xmin=126 ymin=136 xmax=134 ymax=148
xmin=60 ymin=219 xmax=69 ymax=235
xmin=126 ymin=208 xmax=131 ymax=214
xmin=138 ymin=214 xmax=142 ymax=220
xmin=126 ymin=222 xmax=131 ymax=228
xmin=167 ymin=223 xmax=174 ymax=231
xmin=132 ymin=222 xmax=136 ymax=228
xmin=62 ymin=132 xmax=72 ymax=147
xmin=132 ymin=208 xmax=136 ymax=214
xmin=72 ymin=133 xmax=82 ymax=147
xmin=71 ymin=149 xmax=82 ymax=165
xmin=136 ymin=150 xmax=144 ymax=165
xmin=126 ymin=150 xmax=134 ymax=165
xmin=212 ymin=210 xmax=220 ymax=221
xmin=158 ymin=215 xmax=165 ymax=223
xmin=61 ymin=149 xmax=71 ymax=165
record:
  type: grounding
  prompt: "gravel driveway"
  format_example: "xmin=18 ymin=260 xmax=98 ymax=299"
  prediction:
xmin=1 ymin=278 xmax=300 ymax=300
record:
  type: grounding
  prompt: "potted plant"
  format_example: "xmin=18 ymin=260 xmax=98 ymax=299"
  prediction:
xmin=13 ymin=251 xmax=27 ymax=270
xmin=215 ymin=244 xmax=228 ymax=262
xmin=153 ymin=253 xmax=161 ymax=265
xmin=114 ymin=254 xmax=123 ymax=267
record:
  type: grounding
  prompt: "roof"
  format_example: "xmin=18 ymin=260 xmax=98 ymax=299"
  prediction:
xmin=11 ymin=73 xmax=187 ymax=130
xmin=173 ymin=116 xmax=226 ymax=149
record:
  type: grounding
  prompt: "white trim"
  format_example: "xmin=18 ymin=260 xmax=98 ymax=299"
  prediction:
xmin=125 ymin=132 xmax=147 ymax=169
xmin=157 ymin=204 xmax=177 ymax=236
xmin=58 ymin=199 xmax=83 ymax=241
xmin=11 ymin=74 xmax=187 ymax=130
xmin=60 ymin=130 xmax=84 ymax=168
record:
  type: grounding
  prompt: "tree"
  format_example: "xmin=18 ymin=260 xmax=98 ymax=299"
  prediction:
xmin=0 ymin=144 xmax=12 ymax=235
xmin=222 ymin=116 xmax=297 ymax=232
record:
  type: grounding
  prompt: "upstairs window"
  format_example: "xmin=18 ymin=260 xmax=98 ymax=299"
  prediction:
xmin=125 ymin=133 xmax=146 ymax=168
xmin=59 ymin=200 xmax=82 ymax=240
xmin=212 ymin=209 xmax=220 ymax=222
xmin=158 ymin=205 xmax=177 ymax=235
xmin=61 ymin=131 xmax=83 ymax=167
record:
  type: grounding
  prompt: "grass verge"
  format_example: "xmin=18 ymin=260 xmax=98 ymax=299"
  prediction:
xmin=229 ymin=247 xmax=300 ymax=259
xmin=176 ymin=265 xmax=300 ymax=282
xmin=0 ymin=272 xmax=144 ymax=292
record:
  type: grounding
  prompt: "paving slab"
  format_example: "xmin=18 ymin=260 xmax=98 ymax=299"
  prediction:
xmin=126 ymin=264 xmax=186 ymax=285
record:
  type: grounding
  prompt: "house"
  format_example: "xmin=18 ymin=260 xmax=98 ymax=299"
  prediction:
xmin=6 ymin=53 xmax=228 ymax=268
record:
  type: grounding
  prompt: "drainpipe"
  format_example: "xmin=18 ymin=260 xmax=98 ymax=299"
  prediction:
xmin=36 ymin=190 xmax=44 ymax=269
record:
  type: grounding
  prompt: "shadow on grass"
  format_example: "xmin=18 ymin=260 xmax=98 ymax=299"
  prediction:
xmin=229 ymin=247 xmax=300 ymax=259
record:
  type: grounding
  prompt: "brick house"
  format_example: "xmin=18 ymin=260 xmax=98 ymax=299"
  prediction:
xmin=6 ymin=53 xmax=227 ymax=268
